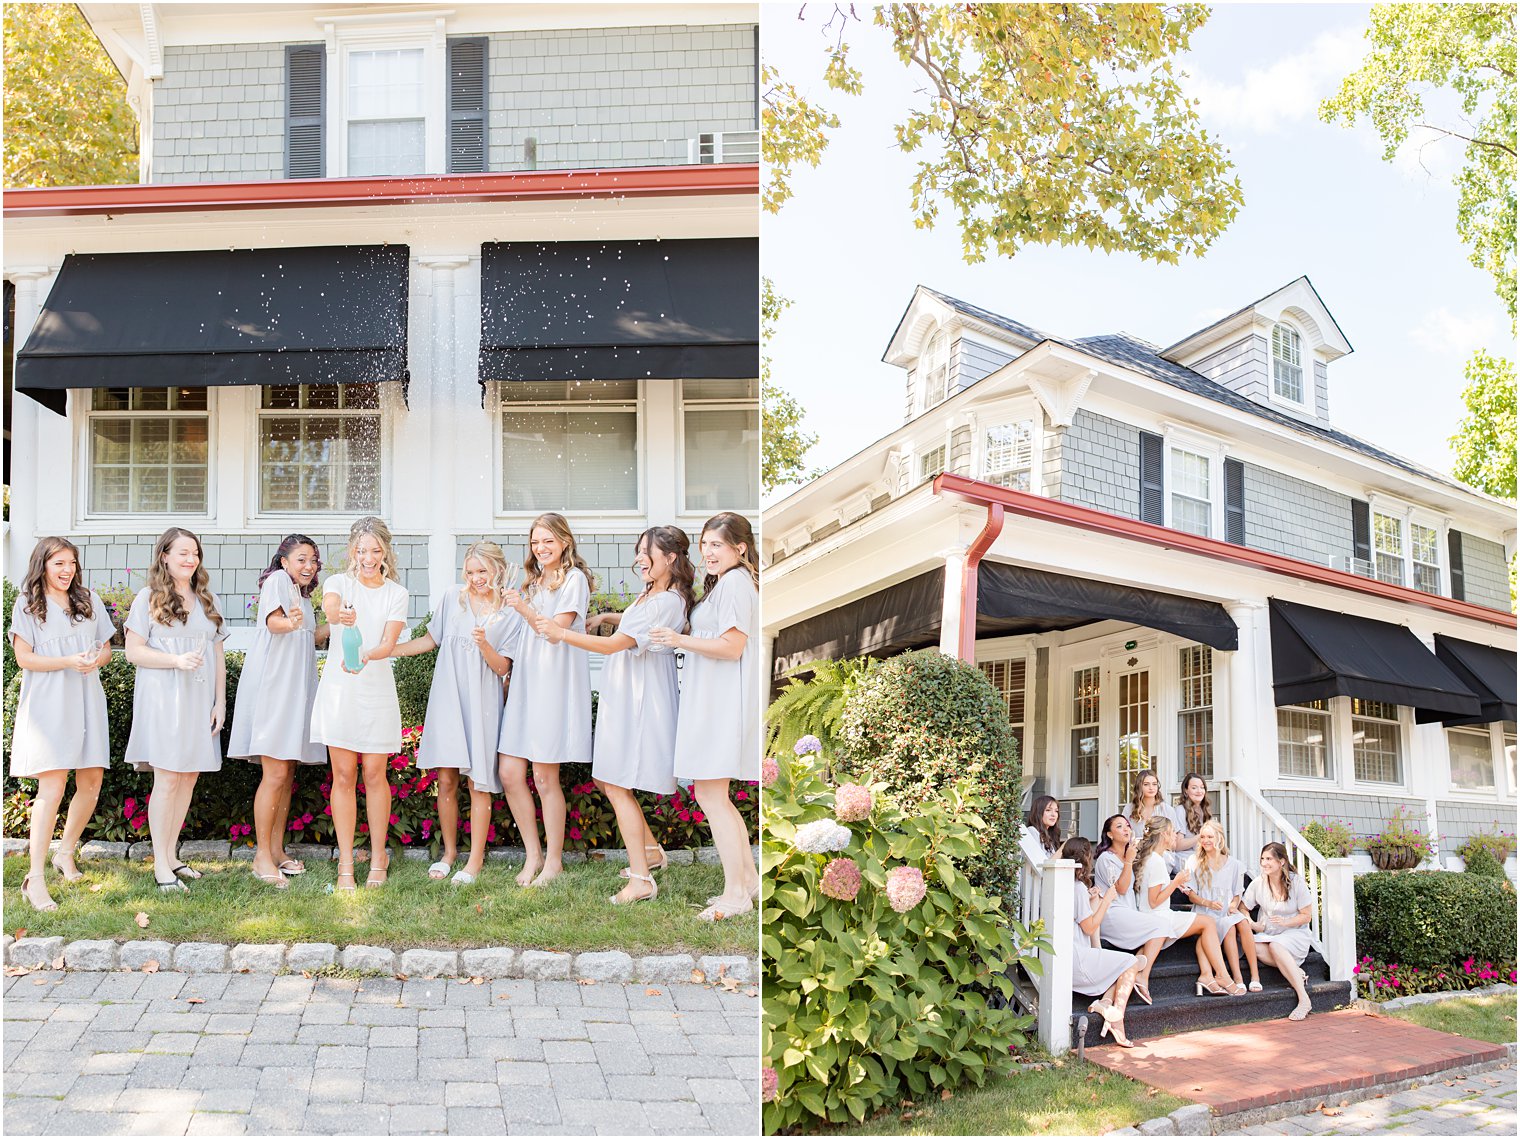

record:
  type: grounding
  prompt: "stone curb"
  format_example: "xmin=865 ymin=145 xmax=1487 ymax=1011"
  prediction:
xmin=5 ymin=936 xmax=756 ymax=987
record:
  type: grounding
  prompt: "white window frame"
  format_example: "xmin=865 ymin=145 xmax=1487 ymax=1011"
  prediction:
xmin=1269 ymin=320 xmax=1307 ymax=410
xmin=1161 ymin=423 xmax=1225 ymax=538
xmin=976 ymin=399 xmax=1041 ymax=493
xmin=1276 ymin=699 xmax=1336 ymax=783
xmin=1409 ymin=519 xmax=1443 ymax=596
xmin=248 ymin=382 xmax=392 ymax=525
xmin=324 ymin=15 xmax=448 ymax=177
xmin=977 ymin=647 xmax=1033 ymax=777
xmin=490 ymin=379 xmax=647 ymax=526
xmin=916 ymin=325 xmax=950 ymax=413
xmin=1350 ymin=698 xmax=1405 ymax=786
xmin=676 ymin=378 xmax=760 ymax=514
xmin=1177 ymin=644 xmax=1214 ymax=780
xmin=1068 ymin=663 xmax=1102 ymax=789
xmin=918 ymin=442 xmax=947 ymax=483
xmin=1444 ymin=720 xmax=1517 ymax=801
xmin=78 ymin=386 xmax=217 ymax=524
xmin=1274 ymin=696 xmax=1414 ymax=793
xmin=1368 ymin=496 xmax=1445 ymax=594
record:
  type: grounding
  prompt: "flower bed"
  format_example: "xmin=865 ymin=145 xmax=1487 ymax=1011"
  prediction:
xmin=1352 ymin=954 xmax=1517 ymax=1000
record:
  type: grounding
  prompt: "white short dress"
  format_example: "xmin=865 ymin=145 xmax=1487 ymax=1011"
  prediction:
xmin=309 ymin=574 xmax=408 ymax=755
xmin=592 ymin=589 xmax=684 ymax=795
xmin=1131 ymin=802 xmax=1186 ymax=872
xmin=8 ymin=592 xmax=118 ymax=777
xmin=1094 ymin=850 xmax=1193 ymax=947
xmin=1188 ymin=854 xmax=1248 ymax=942
xmin=497 ymin=568 xmax=592 ymax=765
xmin=416 ymin=586 xmax=524 ymax=794
xmin=672 ymin=570 xmax=759 ymax=783
xmin=1136 ymin=852 xmax=1201 ymax=940
xmin=1243 ymin=874 xmax=1316 ymax=965
xmin=1072 ymin=881 xmax=1140 ymax=997
xmin=228 ymin=570 xmax=325 ymax=765
xmin=123 ymin=587 xmax=228 ymax=774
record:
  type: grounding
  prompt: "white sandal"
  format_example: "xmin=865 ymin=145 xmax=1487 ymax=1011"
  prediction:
xmin=450 ymin=869 xmax=477 ymax=887
xmin=695 ymin=894 xmax=754 ymax=922
xmin=611 ymin=872 xmax=658 ymax=906
xmin=619 ymin=845 xmax=669 ymax=879
xmin=428 ymin=859 xmax=453 ymax=880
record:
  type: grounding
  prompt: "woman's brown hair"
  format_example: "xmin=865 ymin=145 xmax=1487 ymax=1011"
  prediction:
xmin=1134 ymin=815 xmax=1174 ymax=880
xmin=1026 ymin=795 xmax=1063 ymax=856
xmin=1180 ymin=771 xmax=1214 ymax=836
xmin=638 ymin=526 xmax=696 ymax=621
xmin=1060 ymin=836 xmax=1096 ymax=887
xmin=1126 ymin=767 xmax=1163 ymax=824
xmin=146 ymin=528 xmax=224 ymax=631
xmin=20 ymin=538 xmax=94 ymax=626
xmin=695 ymin=512 xmax=758 ymax=603
xmin=1260 ymin=841 xmax=1297 ymax=902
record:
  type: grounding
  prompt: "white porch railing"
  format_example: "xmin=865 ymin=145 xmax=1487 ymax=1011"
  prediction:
xmin=1216 ymin=779 xmax=1357 ymax=984
xmin=1017 ymin=845 xmax=1076 ymax=1055
xmin=685 ymin=129 xmax=760 ymax=164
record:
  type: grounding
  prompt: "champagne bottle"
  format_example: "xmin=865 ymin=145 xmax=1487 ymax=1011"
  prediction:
xmin=342 ymin=622 xmax=363 ymax=672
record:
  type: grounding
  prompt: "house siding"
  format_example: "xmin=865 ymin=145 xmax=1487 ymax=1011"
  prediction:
xmin=151 ymin=43 xmax=287 ymax=183
xmin=953 ymin=339 xmax=1017 ymax=392
xmin=1192 ymin=334 xmax=1268 ymax=403
xmin=1030 ymin=645 xmax=1050 ymax=781
xmin=1314 ymin=359 xmax=1330 ymax=422
xmin=1267 ymin=789 xmax=1517 ymax=858
xmin=1050 ymin=409 xmax=1141 ymax=519
xmin=1435 ymin=799 xmax=1519 ymax=852
xmin=1461 ymin=533 xmax=1511 ymax=611
xmin=949 ymin=423 xmax=974 ymax=475
xmin=487 ymin=24 xmax=756 ymax=171
xmin=1241 ymin=462 xmax=1354 ymax=568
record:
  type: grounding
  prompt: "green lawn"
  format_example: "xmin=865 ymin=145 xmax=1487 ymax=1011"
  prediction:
xmin=1385 ymin=993 xmax=1518 ymax=1045
xmin=824 ymin=1059 xmax=1190 ymax=1137
xmin=2 ymin=854 xmax=756 ymax=957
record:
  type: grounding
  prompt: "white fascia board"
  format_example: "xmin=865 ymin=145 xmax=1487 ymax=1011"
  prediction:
xmin=1162 ymin=276 xmax=1352 ymax=363
xmin=882 ymin=286 xmax=1039 ymax=368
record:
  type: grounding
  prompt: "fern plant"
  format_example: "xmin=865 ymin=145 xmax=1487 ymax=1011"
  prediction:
xmin=764 ymin=655 xmax=878 ymax=764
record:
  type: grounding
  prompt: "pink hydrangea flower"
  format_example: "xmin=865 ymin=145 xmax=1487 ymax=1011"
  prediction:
xmin=819 ymin=857 xmax=861 ymax=902
xmin=885 ymin=865 xmax=927 ymax=912
xmin=834 ymin=783 xmax=873 ymax=823
xmin=761 ymin=1067 xmax=778 ymax=1103
xmin=761 ymin=757 xmax=780 ymax=788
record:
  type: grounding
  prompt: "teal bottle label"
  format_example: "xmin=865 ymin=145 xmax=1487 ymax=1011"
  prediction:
xmin=342 ymin=623 xmax=363 ymax=671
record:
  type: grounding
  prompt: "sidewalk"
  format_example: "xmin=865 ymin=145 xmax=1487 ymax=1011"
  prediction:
xmin=2 ymin=968 xmax=758 ymax=1135
xmin=1239 ymin=1066 xmax=1516 ymax=1135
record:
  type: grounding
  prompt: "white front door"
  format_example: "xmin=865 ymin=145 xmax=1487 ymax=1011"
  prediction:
xmin=1105 ymin=649 xmax=1160 ymax=813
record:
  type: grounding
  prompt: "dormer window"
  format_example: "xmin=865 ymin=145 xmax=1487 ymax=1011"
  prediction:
xmin=919 ymin=327 xmax=949 ymax=411
xmin=1271 ymin=323 xmax=1304 ymax=405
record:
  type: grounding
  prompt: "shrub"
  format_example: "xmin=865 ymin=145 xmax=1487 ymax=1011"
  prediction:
xmin=1456 ymin=827 xmax=1517 ymax=867
xmin=1353 ymin=955 xmax=1517 ymax=1000
xmin=1302 ymin=817 xmax=1355 ymax=859
xmin=762 ymin=748 xmax=1042 ymax=1131
xmin=1461 ymin=846 xmax=1507 ymax=879
xmin=835 ymin=649 xmax=1021 ymax=901
xmin=1355 ymin=870 xmax=1517 ymax=969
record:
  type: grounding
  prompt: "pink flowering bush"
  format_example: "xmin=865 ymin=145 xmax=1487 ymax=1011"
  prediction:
xmin=1352 ymin=954 xmax=1517 ymax=1000
xmin=761 ymin=757 xmax=780 ymax=788
xmin=819 ymin=857 xmax=862 ymax=901
xmin=833 ymin=783 xmax=873 ymax=823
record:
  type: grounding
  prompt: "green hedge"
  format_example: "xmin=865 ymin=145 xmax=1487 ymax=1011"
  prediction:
xmin=835 ymin=649 xmax=1022 ymax=902
xmin=1355 ymin=870 xmax=1517 ymax=969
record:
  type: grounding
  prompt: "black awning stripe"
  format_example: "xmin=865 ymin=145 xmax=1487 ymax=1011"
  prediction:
xmin=1434 ymin=634 xmax=1518 ymax=726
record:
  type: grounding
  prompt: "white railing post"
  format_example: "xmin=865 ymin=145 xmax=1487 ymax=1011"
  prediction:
xmin=1037 ymin=858 xmax=1075 ymax=1056
xmin=1322 ymin=858 xmax=1357 ymax=984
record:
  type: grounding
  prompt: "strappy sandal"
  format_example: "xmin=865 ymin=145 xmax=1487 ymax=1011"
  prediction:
xmin=696 ymin=894 xmax=753 ymax=922
xmin=335 ymin=863 xmax=356 ymax=893
xmin=155 ymin=874 xmax=189 ymax=894
xmin=50 ymin=852 xmax=85 ymax=883
xmin=253 ymin=870 xmax=289 ymax=890
xmin=611 ymin=872 xmax=658 ymax=906
xmin=450 ymin=869 xmax=477 ymax=887
xmin=707 ymin=881 xmax=762 ymax=906
xmin=168 ymin=862 xmax=202 ymax=880
xmin=366 ymin=856 xmax=390 ymax=889
xmin=20 ymin=873 xmax=59 ymax=912
xmin=619 ymin=845 xmax=669 ymax=879
xmin=1288 ymin=998 xmax=1312 ymax=1021
xmin=276 ymin=859 xmax=305 ymax=876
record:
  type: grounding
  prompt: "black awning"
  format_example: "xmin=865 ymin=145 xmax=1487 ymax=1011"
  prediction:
xmin=772 ymin=568 xmax=946 ymax=684
xmin=978 ymin=562 xmax=1239 ymax=652
xmin=1434 ymin=635 xmax=1517 ymax=726
xmin=1269 ymin=598 xmax=1482 ymax=722
xmin=479 ymin=238 xmax=758 ymax=384
xmin=15 ymin=246 xmax=410 ymax=414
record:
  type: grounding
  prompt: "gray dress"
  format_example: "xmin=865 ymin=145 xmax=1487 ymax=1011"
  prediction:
xmin=416 ymin=586 xmax=524 ymax=794
xmin=497 ymin=568 xmax=592 ymax=765
xmin=8 ymin=592 xmax=117 ymax=777
xmin=1072 ymin=881 xmax=1140 ymax=997
xmin=672 ymin=570 xmax=759 ymax=783
xmin=1188 ymin=854 xmax=1248 ymax=941
xmin=1243 ymin=874 xmax=1316 ymax=964
xmin=124 ymin=587 xmax=228 ymax=774
xmin=1094 ymin=850 xmax=1192 ymax=948
xmin=591 ymin=589 xmax=684 ymax=795
xmin=228 ymin=570 xmax=324 ymax=765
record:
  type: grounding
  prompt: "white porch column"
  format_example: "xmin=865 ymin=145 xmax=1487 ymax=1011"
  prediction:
xmin=1036 ymin=858 xmax=1075 ymax=1055
xmin=1321 ymin=857 xmax=1357 ymax=984
xmin=6 ymin=269 xmax=50 ymax=583
xmin=1225 ymin=600 xmax=1269 ymax=791
xmin=420 ymin=256 xmax=470 ymax=610
xmin=938 ymin=548 xmax=967 ymax=658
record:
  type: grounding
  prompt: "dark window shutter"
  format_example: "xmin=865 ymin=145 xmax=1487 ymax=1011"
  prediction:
xmin=448 ymin=37 xmax=488 ymax=174
xmin=1351 ymin=499 xmax=1371 ymax=563
xmin=285 ymin=44 xmax=325 ymax=179
xmin=1224 ymin=458 xmax=1245 ymax=545
xmin=1448 ymin=529 xmax=1465 ymax=601
xmin=1139 ymin=431 xmax=1164 ymax=525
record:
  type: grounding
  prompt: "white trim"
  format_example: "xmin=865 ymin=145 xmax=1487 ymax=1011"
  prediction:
xmin=1161 ymin=422 xmax=1226 ymax=539
xmin=675 ymin=377 xmax=760 ymax=515
xmin=246 ymin=381 xmax=391 ymax=525
xmin=324 ymin=15 xmax=448 ymax=177
xmin=76 ymin=385 xmax=218 ymax=527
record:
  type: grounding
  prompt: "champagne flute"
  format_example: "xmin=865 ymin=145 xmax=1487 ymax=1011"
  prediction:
xmin=191 ymin=633 xmax=208 ymax=683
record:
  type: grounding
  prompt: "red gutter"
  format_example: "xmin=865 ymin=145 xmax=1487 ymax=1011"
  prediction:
xmin=959 ymin=504 xmax=1005 ymax=661
xmin=932 ymin=472 xmax=1516 ymax=629
xmin=3 ymin=164 xmax=759 ymax=218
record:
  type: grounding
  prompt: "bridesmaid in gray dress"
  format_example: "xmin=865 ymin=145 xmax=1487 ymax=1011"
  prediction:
xmin=123 ymin=528 xmax=228 ymax=893
xmin=497 ymin=513 xmax=594 ymax=888
xmin=536 ymin=526 xmax=693 ymax=905
xmin=391 ymin=541 xmax=522 ymax=887
xmin=1243 ymin=841 xmax=1317 ymax=1021
xmin=1062 ymin=837 xmax=1147 ymax=1047
xmin=1183 ymin=819 xmax=1258 ymax=994
xmin=228 ymin=536 xmax=328 ymax=889
xmin=1093 ymin=813 xmax=1190 ymax=1003
xmin=651 ymin=512 xmax=762 ymax=922
xmin=10 ymin=538 xmax=116 ymax=912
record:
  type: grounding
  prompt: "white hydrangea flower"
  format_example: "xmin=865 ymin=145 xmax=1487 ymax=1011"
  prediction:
xmin=793 ymin=818 xmax=853 ymax=854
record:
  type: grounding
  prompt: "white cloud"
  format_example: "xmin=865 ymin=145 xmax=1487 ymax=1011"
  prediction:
xmin=1409 ymin=307 xmax=1497 ymax=354
xmin=1189 ymin=27 xmax=1366 ymax=134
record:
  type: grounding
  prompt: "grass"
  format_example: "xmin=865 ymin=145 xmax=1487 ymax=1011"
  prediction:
xmin=2 ymin=854 xmax=756 ymax=956
xmin=824 ymin=1058 xmax=1191 ymax=1136
xmin=1383 ymin=993 xmax=1518 ymax=1045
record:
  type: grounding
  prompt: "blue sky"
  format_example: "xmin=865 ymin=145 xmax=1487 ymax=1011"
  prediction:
xmin=761 ymin=2 xmax=1514 ymax=501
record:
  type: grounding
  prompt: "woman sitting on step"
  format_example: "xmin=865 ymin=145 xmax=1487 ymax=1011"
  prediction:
xmin=1061 ymin=836 xmax=1147 ymax=1048
xmin=1242 ymin=842 xmax=1316 ymax=1021
xmin=1093 ymin=813 xmax=1191 ymax=1004
xmin=1184 ymin=820 xmax=1260 ymax=993
xmin=1134 ymin=816 xmax=1235 ymax=997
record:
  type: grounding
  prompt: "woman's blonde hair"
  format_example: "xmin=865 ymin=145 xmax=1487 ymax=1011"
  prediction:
xmin=522 ymin=512 xmax=596 ymax=595
xmin=346 ymin=516 xmax=400 ymax=583
xmin=146 ymin=527 xmax=224 ymax=631
xmin=1192 ymin=819 xmax=1229 ymax=890
xmin=1134 ymin=815 xmax=1174 ymax=879
xmin=457 ymin=540 xmax=513 ymax=611
xmin=1126 ymin=767 xmax=1162 ymax=824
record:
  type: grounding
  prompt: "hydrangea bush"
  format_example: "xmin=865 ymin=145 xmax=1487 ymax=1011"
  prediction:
xmin=762 ymin=748 xmax=1042 ymax=1131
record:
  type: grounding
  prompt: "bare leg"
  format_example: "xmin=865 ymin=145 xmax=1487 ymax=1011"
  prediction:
xmin=605 ymin=783 xmax=654 ymax=902
xmin=1222 ymin=925 xmax=1245 ymax=986
xmin=57 ymin=767 xmax=103 ymax=873
xmin=168 ymin=772 xmax=199 ymax=866
xmin=1268 ymin=941 xmax=1311 ymax=1018
xmin=597 ymin=777 xmax=660 ymax=859
xmin=1238 ymin=922 xmax=1261 ymax=985
xmin=253 ymin=758 xmax=295 ymax=878
xmin=1186 ymin=915 xmax=1229 ymax=983
xmin=462 ymin=785 xmax=492 ymax=878
xmin=694 ymin=779 xmax=759 ymax=901
xmin=147 ymin=769 xmax=186 ymax=882
xmin=435 ymin=768 xmax=460 ymax=865
xmin=329 ymin=747 xmax=360 ymax=883
xmin=499 ymin=754 xmax=541 ymax=886
xmin=25 ymin=770 xmax=67 ymax=907
xmin=1137 ymin=936 xmax=1165 ymax=993
xmin=270 ymin=773 xmax=295 ymax=866
xmin=360 ymin=753 xmax=391 ymax=879
xmin=530 ymin=762 xmax=565 ymax=886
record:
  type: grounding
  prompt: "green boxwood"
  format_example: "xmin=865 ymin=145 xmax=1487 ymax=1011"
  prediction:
xmin=835 ymin=649 xmax=1021 ymax=901
xmin=1355 ymin=870 xmax=1517 ymax=968
xmin=1461 ymin=847 xmax=1507 ymax=879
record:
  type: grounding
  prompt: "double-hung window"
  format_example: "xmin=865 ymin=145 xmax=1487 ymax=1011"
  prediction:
xmin=1373 ymin=510 xmax=1405 ymax=585
xmin=1410 ymin=522 xmax=1441 ymax=594
xmin=1070 ymin=666 xmax=1100 ymax=786
xmin=1271 ymin=323 xmax=1304 ymax=405
xmin=682 ymin=379 xmax=759 ymax=512
xmin=1447 ymin=727 xmax=1496 ymax=792
xmin=918 ymin=328 xmax=949 ymax=410
xmin=1178 ymin=645 xmax=1214 ymax=778
xmin=919 ymin=444 xmax=947 ymax=483
xmin=1351 ymin=699 xmax=1402 ymax=784
xmin=498 ymin=381 xmax=639 ymax=513
xmin=258 ymin=384 xmax=382 ymax=514
xmin=1169 ymin=446 xmax=1213 ymax=537
xmin=88 ymin=388 xmax=210 ymax=514
xmin=983 ymin=418 xmax=1035 ymax=490
xmin=1278 ymin=699 xmax=1332 ymax=780
xmin=979 ymin=658 xmax=1027 ymax=767
xmin=346 ymin=48 xmax=428 ymax=176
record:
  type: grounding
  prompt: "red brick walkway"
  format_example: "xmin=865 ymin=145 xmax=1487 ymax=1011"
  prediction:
xmin=1087 ymin=1009 xmax=1508 ymax=1115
